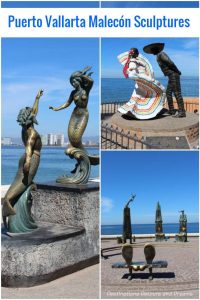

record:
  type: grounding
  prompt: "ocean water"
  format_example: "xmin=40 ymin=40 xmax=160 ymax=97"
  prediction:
xmin=102 ymin=77 xmax=199 ymax=103
xmin=1 ymin=146 xmax=99 ymax=185
xmin=101 ymin=223 xmax=199 ymax=235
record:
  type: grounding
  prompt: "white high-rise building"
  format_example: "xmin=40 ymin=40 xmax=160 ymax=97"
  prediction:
xmin=41 ymin=135 xmax=48 ymax=146
xmin=1 ymin=137 xmax=12 ymax=145
xmin=47 ymin=133 xmax=64 ymax=146
xmin=56 ymin=134 xmax=65 ymax=146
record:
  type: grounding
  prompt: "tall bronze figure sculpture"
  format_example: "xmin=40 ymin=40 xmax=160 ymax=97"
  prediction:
xmin=2 ymin=90 xmax=43 ymax=232
xmin=155 ymin=202 xmax=165 ymax=241
xmin=49 ymin=67 xmax=99 ymax=184
xmin=123 ymin=194 xmax=135 ymax=244
xmin=143 ymin=43 xmax=186 ymax=118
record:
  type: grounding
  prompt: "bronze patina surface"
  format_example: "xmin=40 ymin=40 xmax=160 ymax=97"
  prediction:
xmin=123 ymin=194 xmax=135 ymax=243
xmin=49 ymin=67 xmax=99 ymax=184
xmin=2 ymin=90 xmax=43 ymax=232
xmin=176 ymin=210 xmax=188 ymax=242
xmin=155 ymin=201 xmax=165 ymax=241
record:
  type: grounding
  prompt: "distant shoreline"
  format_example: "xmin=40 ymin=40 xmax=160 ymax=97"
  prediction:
xmin=1 ymin=145 xmax=99 ymax=148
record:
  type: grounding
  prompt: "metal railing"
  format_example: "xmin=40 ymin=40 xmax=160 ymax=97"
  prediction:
xmin=101 ymin=101 xmax=126 ymax=117
xmin=101 ymin=100 xmax=199 ymax=117
xmin=101 ymin=123 xmax=161 ymax=149
xmin=184 ymin=101 xmax=199 ymax=113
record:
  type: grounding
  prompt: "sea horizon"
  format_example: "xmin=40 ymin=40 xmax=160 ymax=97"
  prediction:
xmin=102 ymin=76 xmax=199 ymax=103
xmin=101 ymin=223 xmax=199 ymax=234
xmin=1 ymin=145 xmax=99 ymax=185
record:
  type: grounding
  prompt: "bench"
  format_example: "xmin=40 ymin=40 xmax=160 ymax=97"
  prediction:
xmin=112 ymin=243 xmax=168 ymax=280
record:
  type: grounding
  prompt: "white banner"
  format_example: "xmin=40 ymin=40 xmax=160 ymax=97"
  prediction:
xmin=0 ymin=8 xmax=199 ymax=37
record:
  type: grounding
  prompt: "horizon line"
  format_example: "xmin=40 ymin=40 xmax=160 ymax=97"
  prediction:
xmin=102 ymin=222 xmax=199 ymax=225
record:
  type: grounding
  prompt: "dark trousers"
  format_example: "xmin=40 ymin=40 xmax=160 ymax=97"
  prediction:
xmin=166 ymin=73 xmax=185 ymax=111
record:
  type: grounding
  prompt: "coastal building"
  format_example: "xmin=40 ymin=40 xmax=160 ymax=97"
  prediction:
xmin=1 ymin=137 xmax=12 ymax=145
xmin=41 ymin=135 xmax=48 ymax=146
xmin=47 ymin=133 xmax=64 ymax=146
xmin=56 ymin=134 xmax=65 ymax=146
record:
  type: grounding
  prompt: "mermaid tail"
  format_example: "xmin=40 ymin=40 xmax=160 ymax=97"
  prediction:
xmin=2 ymin=153 xmax=40 ymax=218
xmin=68 ymin=107 xmax=89 ymax=149
xmin=67 ymin=107 xmax=99 ymax=166
xmin=8 ymin=184 xmax=38 ymax=233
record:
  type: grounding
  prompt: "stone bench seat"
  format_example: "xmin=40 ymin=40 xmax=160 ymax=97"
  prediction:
xmin=112 ymin=260 xmax=168 ymax=270
xmin=112 ymin=260 xmax=168 ymax=280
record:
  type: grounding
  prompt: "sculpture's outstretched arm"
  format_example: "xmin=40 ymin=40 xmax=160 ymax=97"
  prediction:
xmin=125 ymin=194 xmax=136 ymax=207
xmin=32 ymin=89 xmax=43 ymax=116
xmin=49 ymin=91 xmax=74 ymax=111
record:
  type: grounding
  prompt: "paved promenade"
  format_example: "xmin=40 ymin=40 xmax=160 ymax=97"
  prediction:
xmin=2 ymin=264 xmax=99 ymax=299
xmin=101 ymin=238 xmax=199 ymax=299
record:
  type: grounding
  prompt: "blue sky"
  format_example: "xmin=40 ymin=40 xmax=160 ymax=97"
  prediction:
xmin=101 ymin=151 xmax=199 ymax=225
xmin=101 ymin=38 xmax=199 ymax=78
xmin=2 ymin=38 xmax=99 ymax=138
xmin=100 ymin=1 xmax=199 ymax=8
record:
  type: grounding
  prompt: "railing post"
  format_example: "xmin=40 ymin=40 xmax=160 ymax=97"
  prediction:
xmin=127 ymin=131 xmax=130 ymax=149
xmin=105 ymin=123 xmax=108 ymax=149
xmin=115 ymin=127 xmax=118 ymax=149
xmin=141 ymin=136 xmax=145 ymax=149
xmin=121 ymin=129 xmax=124 ymax=149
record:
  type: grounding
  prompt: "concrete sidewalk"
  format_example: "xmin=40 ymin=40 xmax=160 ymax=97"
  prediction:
xmin=101 ymin=238 xmax=199 ymax=299
xmin=2 ymin=264 xmax=100 ymax=299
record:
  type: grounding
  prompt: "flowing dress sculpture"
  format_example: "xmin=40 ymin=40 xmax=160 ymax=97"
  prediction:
xmin=117 ymin=48 xmax=166 ymax=119
xmin=2 ymin=90 xmax=43 ymax=232
xmin=49 ymin=67 xmax=99 ymax=184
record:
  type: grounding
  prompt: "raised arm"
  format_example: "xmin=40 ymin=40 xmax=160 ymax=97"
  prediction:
xmin=125 ymin=194 xmax=136 ymax=207
xmin=49 ymin=91 xmax=74 ymax=111
xmin=32 ymin=89 xmax=43 ymax=116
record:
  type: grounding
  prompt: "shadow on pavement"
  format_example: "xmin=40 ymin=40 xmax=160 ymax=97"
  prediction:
xmin=122 ymin=272 xmax=175 ymax=280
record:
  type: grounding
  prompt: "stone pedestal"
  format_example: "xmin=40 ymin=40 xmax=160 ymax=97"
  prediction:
xmin=155 ymin=233 xmax=165 ymax=241
xmin=175 ymin=233 xmax=187 ymax=242
xmin=1 ymin=181 xmax=99 ymax=287
xmin=107 ymin=111 xmax=199 ymax=149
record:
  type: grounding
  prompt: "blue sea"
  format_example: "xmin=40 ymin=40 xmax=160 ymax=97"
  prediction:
xmin=102 ymin=77 xmax=199 ymax=103
xmin=1 ymin=146 xmax=99 ymax=185
xmin=101 ymin=223 xmax=199 ymax=235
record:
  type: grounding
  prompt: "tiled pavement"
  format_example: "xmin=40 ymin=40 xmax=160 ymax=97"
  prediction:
xmin=101 ymin=238 xmax=199 ymax=299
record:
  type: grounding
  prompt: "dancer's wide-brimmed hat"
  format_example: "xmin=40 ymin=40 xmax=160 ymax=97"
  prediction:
xmin=143 ymin=43 xmax=165 ymax=54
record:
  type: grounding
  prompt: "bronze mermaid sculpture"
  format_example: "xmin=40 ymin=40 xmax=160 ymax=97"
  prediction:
xmin=2 ymin=90 xmax=43 ymax=231
xmin=49 ymin=67 xmax=99 ymax=184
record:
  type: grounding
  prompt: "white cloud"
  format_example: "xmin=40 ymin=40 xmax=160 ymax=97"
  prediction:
xmin=183 ymin=39 xmax=199 ymax=50
xmin=2 ymin=73 xmax=99 ymax=116
xmin=101 ymin=197 xmax=113 ymax=213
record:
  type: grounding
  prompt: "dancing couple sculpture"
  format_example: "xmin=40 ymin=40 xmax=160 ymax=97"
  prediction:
xmin=118 ymin=43 xmax=186 ymax=119
xmin=2 ymin=67 xmax=99 ymax=233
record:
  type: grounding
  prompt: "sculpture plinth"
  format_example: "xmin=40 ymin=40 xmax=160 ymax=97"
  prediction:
xmin=2 ymin=181 xmax=99 ymax=287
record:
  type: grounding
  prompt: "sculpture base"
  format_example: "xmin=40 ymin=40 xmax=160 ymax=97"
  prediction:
xmin=122 ymin=236 xmax=136 ymax=244
xmin=1 ymin=181 xmax=99 ymax=287
xmin=107 ymin=111 xmax=199 ymax=149
xmin=155 ymin=233 xmax=165 ymax=241
xmin=175 ymin=233 xmax=187 ymax=242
